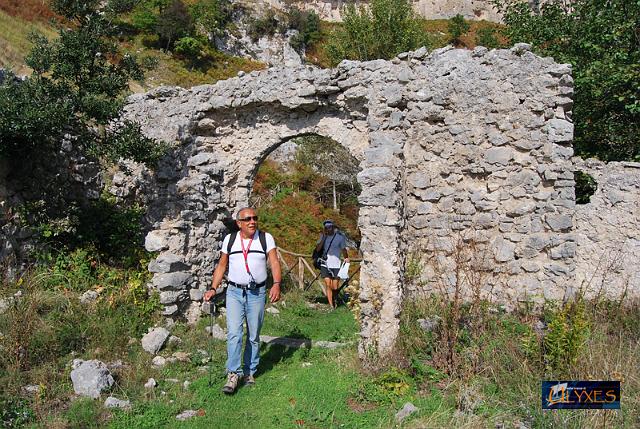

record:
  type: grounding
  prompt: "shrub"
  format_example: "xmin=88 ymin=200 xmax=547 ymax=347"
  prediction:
xmin=174 ymin=36 xmax=204 ymax=59
xmin=190 ymin=0 xmax=231 ymax=37
xmin=448 ymin=14 xmax=470 ymax=46
xmin=287 ymin=7 xmax=321 ymax=52
xmin=475 ymin=26 xmax=500 ymax=48
xmin=248 ymin=8 xmax=280 ymax=41
xmin=574 ymin=170 xmax=597 ymax=204
xmin=131 ymin=6 xmax=158 ymax=32
xmin=326 ymin=0 xmax=430 ymax=65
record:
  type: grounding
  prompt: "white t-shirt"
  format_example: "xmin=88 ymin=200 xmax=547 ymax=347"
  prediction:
xmin=318 ymin=232 xmax=347 ymax=269
xmin=222 ymin=231 xmax=276 ymax=284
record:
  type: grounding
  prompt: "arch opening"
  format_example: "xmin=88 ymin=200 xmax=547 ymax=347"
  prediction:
xmin=247 ymin=133 xmax=364 ymax=339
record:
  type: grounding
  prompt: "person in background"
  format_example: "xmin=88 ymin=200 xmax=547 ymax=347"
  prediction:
xmin=314 ymin=219 xmax=349 ymax=309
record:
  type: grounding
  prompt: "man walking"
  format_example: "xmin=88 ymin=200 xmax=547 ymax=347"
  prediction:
xmin=204 ymin=207 xmax=282 ymax=394
xmin=314 ymin=220 xmax=349 ymax=309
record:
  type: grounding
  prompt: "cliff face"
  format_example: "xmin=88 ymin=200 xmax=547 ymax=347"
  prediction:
xmin=252 ymin=0 xmax=503 ymax=22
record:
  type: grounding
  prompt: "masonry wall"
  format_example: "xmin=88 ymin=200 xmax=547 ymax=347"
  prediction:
xmin=402 ymin=47 xmax=576 ymax=305
xmin=573 ymin=158 xmax=640 ymax=299
xmin=114 ymin=45 xmax=575 ymax=356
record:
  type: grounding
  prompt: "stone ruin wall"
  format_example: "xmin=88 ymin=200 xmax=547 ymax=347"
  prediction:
xmin=3 ymin=46 xmax=638 ymax=356
xmin=259 ymin=0 xmax=503 ymax=22
xmin=573 ymin=158 xmax=640 ymax=300
xmin=114 ymin=44 xmax=578 ymax=356
xmin=401 ymin=47 xmax=576 ymax=306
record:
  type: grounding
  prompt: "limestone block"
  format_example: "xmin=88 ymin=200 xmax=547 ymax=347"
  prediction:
xmin=546 ymin=119 xmax=573 ymax=144
xmin=141 ymin=327 xmax=170 ymax=354
xmin=145 ymin=230 xmax=169 ymax=252
xmin=545 ymin=214 xmax=573 ymax=232
xmin=152 ymin=272 xmax=192 ymax=291
xmin=484 ymin=147 xmax=513 ymax=165
xmin=149 ymin=253 xmax=190 ymax=273
xmin=70 ymin=360 xmax=114 ymax=399
xmin=159 ymin=291 xmax=187 ymax=305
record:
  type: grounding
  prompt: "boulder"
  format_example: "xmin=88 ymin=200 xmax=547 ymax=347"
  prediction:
xmin=141 ymin=327 xmax=170 ymax=354
xmin=70 ymin=359 xmax=114 ymax=399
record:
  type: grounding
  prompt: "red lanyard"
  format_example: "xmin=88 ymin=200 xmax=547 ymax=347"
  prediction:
xmin=239 ymin=234 xmax=254 ymax=275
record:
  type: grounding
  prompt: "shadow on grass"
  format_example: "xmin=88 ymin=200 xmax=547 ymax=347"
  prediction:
xmin=256 ymin=331 xmax=310 ymax=377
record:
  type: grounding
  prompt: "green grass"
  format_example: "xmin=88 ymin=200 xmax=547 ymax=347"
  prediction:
xmin=0 ymin=9 xmax=56 ymax=75
xmin=261 ymin=290 xmax=359 ymax=343
xmin=108 ymin=346 xmax=446 ymax=429
xmin=122 ymin=34 xmax=265 ymax=91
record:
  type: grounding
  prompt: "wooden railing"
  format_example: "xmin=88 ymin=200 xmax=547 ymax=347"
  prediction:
xmin=276 ymin=247 xmax=361 ymax=296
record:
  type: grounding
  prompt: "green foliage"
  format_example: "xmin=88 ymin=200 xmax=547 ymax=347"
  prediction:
xmin=0 ymin=397 xmax=35 ymax=428
xmin=248 ymin=8 xmax=280 ymax=41
xmin=356 ymin=368 xmax=414 ymax=404
xmin=174 ymin=36 xmax=205 ymax=64
xmin=20 ymin=193 xmax=147 ymax=266
xmin=447 ymin=14 xmax=470 ymax=46
xmin=131 ymin=4 xmax=158 ymax=32
xmin=542 ymin=299 xmax=590 ymax=375
xmin=325 ymin=0 xmax=430 ymax=65
xmin=574 ymin=170 xmax=597 ymax=204
xmin=64 ymin=397 xmax=104 ymax=428
xmin=156 ymin=0 xmax=193 ymax=50
xmin=494 ymin=0 xmax=640 ymax=161
xmin=190 ymin=0 xmax=231 ymax=37
xmin=100 ymin=120 xmax=168 ymax=165
xmin=288 ymin=7 xmax=321 ymax=53
xmin=475 ymin=25 xmax=500 ymax=48
xmin=0 ymin=0 xmax=162 ymax=246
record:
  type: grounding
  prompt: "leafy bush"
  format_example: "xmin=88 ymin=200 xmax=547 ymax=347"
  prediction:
xmin=475 ymin=26 xmax=500 ymax=48
xmin=574 ymin=170 xmax=597 ymax=204
xmin=542 ymin=299 xmax=590 ymax=375
xmin=325 ymin=0 xmax=430 ymax=65
xmin=131 ymin=5 xmax=158 ymax=32
xmin=448 ymin=14 xmax=470 ymax=46
xmin=248 ymin=8 xmax=280 ymax=41
xmin=494 ymin=0 xmax=640 ymax=161
xmin=190 ymin=0 xmax=231 ymax=37
xmin=0 ymin=397 xmax=35 ymax=428
xmin=287 ymin=7 xmax=321 ymax=52
xmin=174 ymin=36 xmax=205 ymax=64
xmin=156 ymin=0 xmax=193 ymax=50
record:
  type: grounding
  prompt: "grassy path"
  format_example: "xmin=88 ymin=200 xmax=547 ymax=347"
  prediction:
xmin=105 ymin=293 xmax=446 ymax=428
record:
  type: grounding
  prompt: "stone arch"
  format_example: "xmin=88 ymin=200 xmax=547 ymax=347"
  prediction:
xmin=120 ymin=46 xmax=578 ymax=357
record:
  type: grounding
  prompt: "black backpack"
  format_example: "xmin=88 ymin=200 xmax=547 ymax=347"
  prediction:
xmin=226 ymin=230 xmax=268 ymax=255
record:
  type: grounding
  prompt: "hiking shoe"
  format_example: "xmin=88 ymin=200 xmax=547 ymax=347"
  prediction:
xmin=244 ymin=374 xmax=255 ymax=386
xmin=222 ymin=373 xmax=239 ymax=394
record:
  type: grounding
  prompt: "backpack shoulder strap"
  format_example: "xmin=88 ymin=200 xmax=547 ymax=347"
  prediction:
xmin=258 ymin=230 xmax=267 ymax=254
xmin=226 ymin=231 xmax=238 ymax=254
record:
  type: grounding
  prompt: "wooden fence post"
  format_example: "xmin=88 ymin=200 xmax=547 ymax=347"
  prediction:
xmin=298 ymin=257 xmax=304 ymax=289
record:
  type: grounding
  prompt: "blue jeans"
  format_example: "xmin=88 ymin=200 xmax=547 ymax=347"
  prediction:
xmin=225 ymin=285 xmax=266 ymax=376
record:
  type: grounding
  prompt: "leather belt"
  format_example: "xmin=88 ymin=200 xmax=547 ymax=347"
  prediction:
xmin=228 ymin=281 xmax=266 ymax=290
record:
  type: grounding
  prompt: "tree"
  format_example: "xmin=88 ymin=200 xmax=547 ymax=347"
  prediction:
xmin=295 ymin=135 xmax=361 ymax=211
xmin=493 ymin=0 xmax=640 ymax=161
xmin=0 ymin=0 xmax=164 ymax=248
xmin=325 ymin=0 xmax=430 ymax=65
xmin=156 ymin=0 xmax=193 ymax=51
xmin=1 ymin=0 xmax=161 ymax=163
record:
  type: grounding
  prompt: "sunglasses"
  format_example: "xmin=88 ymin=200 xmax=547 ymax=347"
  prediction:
xmin=238 ymin=216 xmax=259 ymax=222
